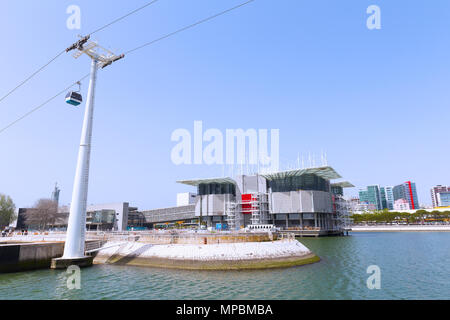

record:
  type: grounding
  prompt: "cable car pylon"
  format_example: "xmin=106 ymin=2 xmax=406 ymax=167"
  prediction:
xmin=51 ymin=37 xmax=125 ymax=269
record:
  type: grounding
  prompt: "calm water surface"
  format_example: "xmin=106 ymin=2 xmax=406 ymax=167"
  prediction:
xmin=0 ymin=232 xmax=449 ymax=300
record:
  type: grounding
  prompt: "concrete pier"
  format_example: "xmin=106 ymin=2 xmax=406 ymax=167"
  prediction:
xmin=51 ymin=256 xmax=94 ymax=269
xmin=0 ymin=240 xmax=100 ymax=273
xmin=0 ymin=242 xmax=64 ymax=273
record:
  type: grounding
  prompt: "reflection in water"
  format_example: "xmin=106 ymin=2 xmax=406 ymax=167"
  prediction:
xmin=0 ymin=232 xmax=449 ymax=300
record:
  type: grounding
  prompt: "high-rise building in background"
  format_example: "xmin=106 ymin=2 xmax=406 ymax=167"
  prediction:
xmin=430 ymin=185 xmax=450 ymax=208
xmin=359 ymin=185 xmax=383 ymax=210
xmin=384 ymin=186 xmax=395 ymax=210
xmin=379 ymin=187 xmax=388 ymax=210
xmin=393 ymin=181 xmax=419 ymax=210
xmin=358 ymin=182 xmax=419 ymax=211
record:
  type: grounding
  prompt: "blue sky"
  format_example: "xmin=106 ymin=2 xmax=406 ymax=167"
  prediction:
xmin=0 ymin=0 xmax=449 ymax=209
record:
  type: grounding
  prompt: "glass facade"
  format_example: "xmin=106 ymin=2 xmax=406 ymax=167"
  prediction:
xmin=393 ymin=184 xmax=406 ymax=202
xmin=90 ymin=210 xmax=115 ymax=224
xmin=385 ymin=186 xmax=394 ymax=210
xmin=438 ymin=192 xmax=450 ymax=207
xmin=380 ymin=187 xmax=388 ymax=210
xmin=393 ymin=182 xmax=419 ymax=209
xmin=331 ymin=186 xmax=344 ymax=196
xmin=359 ymin=185 xmax=383 ymax=210
xmin=198 ymin=183 xmax=236 ymax=196
xmin=267 ymin=174 xmax=330 ymax=193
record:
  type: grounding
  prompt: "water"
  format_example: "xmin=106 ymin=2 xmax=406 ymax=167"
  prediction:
xmin=1 ymin=232 xmax=449 ymax=300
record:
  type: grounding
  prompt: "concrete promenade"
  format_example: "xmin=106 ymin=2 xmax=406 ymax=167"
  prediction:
xmin=351 ymin=225 xmax=450 ymax=232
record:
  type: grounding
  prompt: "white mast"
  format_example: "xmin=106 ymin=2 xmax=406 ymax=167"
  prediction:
xmin=63 ymin=58 xmax=98 ymax=259
xmin=60 ymin=36 xmax=124 ymax=261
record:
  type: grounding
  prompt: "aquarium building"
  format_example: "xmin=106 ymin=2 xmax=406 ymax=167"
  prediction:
xmin=177 ymin=166 xmax=353 ymax=235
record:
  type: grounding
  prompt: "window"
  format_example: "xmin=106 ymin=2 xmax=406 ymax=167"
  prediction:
xmin=268 ymin=174 xmax=330 ymax=193
xmin=198 ymin=183 xmax=236 ymax=196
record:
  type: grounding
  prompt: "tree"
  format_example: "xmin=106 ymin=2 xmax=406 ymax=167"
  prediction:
xmin=0 ymin=194 xmax=16 ymax=228
xmin=25 ymin=199 xmax=59 ymax=231
xmin=430 ymin=210 xmax=441 ymax=222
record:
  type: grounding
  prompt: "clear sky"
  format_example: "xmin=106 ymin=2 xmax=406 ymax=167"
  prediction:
xmin=1 ymin=0 xmax=449 ymax=210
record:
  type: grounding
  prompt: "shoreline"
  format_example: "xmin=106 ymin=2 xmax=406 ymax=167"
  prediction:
xmin=94 ymin=240 xmax=320 ymax=270
xmin=94 ymin=253 xmax=320 ymax=271
xmin=351 ymin=225 xmax=450 ymax=232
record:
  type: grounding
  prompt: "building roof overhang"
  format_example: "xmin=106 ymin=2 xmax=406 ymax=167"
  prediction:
xmin=331 ymin=181 xmax=355 ymax=188
xmin=260 ymin=166 xmax=342 ymax=181
xmin=177 ymin=177 xmax=236 ymax=187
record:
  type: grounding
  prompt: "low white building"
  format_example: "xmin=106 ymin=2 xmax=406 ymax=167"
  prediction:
xmin=176 ymin=192 xmax=197 ymax=207
xmin=394 ymin=199 xmax=410 ymax=211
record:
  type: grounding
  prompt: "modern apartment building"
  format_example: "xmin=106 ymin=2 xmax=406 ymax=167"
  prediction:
xmin=358 ymin=182 xmax=418 ymax=211
xmin=430 ymin=185 xmax=450 ymax=208
xmin=393 ymin=181 xmax=419 ymax=210
xmin=359 ymin=185 xmax=383 ymax=210
xmin=384 ymin=186 xmax=395 ymax=210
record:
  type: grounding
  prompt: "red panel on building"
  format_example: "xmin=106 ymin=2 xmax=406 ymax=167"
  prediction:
xmin=406 ymin=181 xmax=415 ymax=210
xmin=241 ymin=194 xmax=255 ymax=214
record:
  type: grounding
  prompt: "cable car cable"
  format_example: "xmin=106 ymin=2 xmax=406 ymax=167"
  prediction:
xmin=125 ymin=0 xmax=255 ymax=55
xmin=0 ymin=0 xmax=255 ymax=136
xmin=87 ymin=0 xmax=160 ymax=36
xmin=0 ymin=73 xmax=90 ymax=136
xmin=0 ymin=50 xmax=66 ymax=104
xmin=0 ymin=0 xmax=160 ymax=106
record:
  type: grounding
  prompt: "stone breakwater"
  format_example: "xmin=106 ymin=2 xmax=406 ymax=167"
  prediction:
xmin=94 ymin=240 xmax=320 ymax=270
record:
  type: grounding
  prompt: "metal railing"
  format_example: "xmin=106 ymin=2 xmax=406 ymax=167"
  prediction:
xmin=85 ymin=240 xmax=105 ymax=252
xmin=277 ymin=232 xmax=295 ymax=240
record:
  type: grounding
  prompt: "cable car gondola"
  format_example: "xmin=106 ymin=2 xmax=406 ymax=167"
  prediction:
xmin=65 ymin=82 xmax=83 ymax=106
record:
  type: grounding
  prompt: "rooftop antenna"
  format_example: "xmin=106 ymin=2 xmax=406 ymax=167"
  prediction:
xmin=56 ymin=36 xmax=125 ymax=264
xmin=257 ymin=150 xmax=261 ymax=174
xmin=246 ymin=148 xmax=249 ymax=175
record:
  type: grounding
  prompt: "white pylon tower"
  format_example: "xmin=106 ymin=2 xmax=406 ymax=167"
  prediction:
xmin=62 ymin=36 xmax=124 ymax=259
